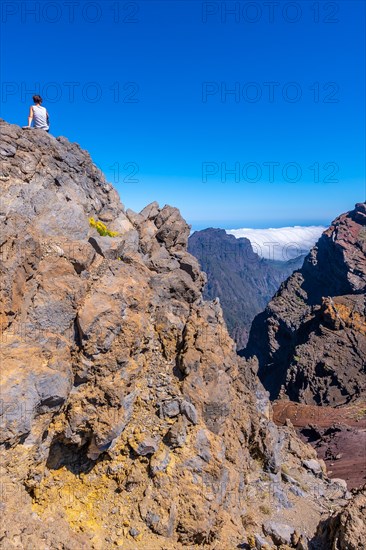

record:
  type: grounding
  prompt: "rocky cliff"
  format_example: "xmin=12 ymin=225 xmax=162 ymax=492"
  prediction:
xmin=316 ymin=485 xmax=366 ymax=549
xmin=245 ymin=204 xmax=366 ymax=405
xmin=0 ymin=120 xmax=357 ymax=549
xmin=188 ymin=228 xmax=304 ymax=350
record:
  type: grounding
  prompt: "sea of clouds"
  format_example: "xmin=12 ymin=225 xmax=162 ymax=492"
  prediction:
xmin=226 ymin=226 xmax=326 ymax=261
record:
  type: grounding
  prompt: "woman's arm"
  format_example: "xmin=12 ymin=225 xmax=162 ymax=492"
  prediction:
xmin=28 ymin=106 xmax=33 ymax=127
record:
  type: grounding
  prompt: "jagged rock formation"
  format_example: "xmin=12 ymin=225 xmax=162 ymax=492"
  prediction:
xmin=316 ymin=485 xmax=366 ymax=549
xmin=0 ymin=120 xmax=355 ymax=549
xmin=188 ymin=228 xmax=304 ymax=350
xmin=245 ymin=204 xmax=366 ymax=404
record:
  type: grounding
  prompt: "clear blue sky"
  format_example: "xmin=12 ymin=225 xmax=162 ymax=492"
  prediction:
xmin=1 ymin=1 xmax=365 ymax=229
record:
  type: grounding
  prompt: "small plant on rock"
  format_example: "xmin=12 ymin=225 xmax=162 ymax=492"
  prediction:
xmin=359 ymin=227 xmax=366 ymax=242
xmin=355 ymin=407 xmax=366 ymax=420
xmin=89 ymin=217 xmax=119 ymax=237
xmin=259 ymin=504 xmax=271 ymax=515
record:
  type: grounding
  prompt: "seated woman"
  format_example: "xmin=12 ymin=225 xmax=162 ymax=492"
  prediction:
xmin=27 ymin=95 xmax=50 ymax=131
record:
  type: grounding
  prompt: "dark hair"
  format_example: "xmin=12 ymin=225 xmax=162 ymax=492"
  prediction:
xmin=33 ymin=95 xmax=43 ymax=104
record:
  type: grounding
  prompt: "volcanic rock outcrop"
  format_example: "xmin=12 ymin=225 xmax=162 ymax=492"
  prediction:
xmin=0 ymin=120 xmax=355 ymax=548
xmin=246 ymin=204 xmax=366 ymax=405
xmin=316 ymin=485 xmax=366 ymax=549
xmin=188 ymin=228 xmax=304 ymax=350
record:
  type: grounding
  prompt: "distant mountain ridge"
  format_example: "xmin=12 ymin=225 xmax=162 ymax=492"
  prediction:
xmin=245 ymin=203 xmax=366 ymax=405
xmin=188 ymin=228 xmax=305 ymax=350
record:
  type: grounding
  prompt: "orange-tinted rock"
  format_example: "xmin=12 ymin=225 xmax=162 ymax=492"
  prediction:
xmin=0 ymin=119 xmax=356 ymax=549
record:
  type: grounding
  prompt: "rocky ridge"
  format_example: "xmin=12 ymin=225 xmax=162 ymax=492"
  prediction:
xmin=245 ymin=204 xmax=366 ymax=405
xmin=316 ymin=485 xmax=366 ymax=549
xmin=0 ymin=120 xmax=360 ymax=549
xmin=188 ymin=228 xmax=304 ymax=351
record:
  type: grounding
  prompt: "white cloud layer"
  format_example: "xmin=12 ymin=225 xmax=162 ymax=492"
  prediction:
xmin=226 ymin=226 xmax=326 ymax=261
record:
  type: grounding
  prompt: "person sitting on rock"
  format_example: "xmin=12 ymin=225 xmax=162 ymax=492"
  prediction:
xmin=27 ymin=95 xmax=50 ymax=132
